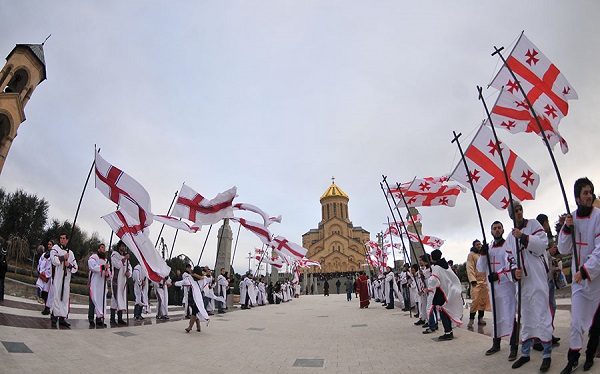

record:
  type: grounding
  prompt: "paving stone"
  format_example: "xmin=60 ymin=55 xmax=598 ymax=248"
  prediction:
xmin=2 ymin=341 xmax=33 ymax=353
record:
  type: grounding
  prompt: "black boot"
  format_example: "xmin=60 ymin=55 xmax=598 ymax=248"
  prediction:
xmin=110 ymin=309 xmax=117 ymax=324
xmin=95 ymin=317 xmax=106 ymax=328
xmin=485 ymin=338 xmax=501 ymax=355
xmin=117 ymin=310 xmax=127 ymax=325
xmin=508 ymin=345 xmax=518 ymax=361
xmin=560 ymin=349 xmax=580 ymax=374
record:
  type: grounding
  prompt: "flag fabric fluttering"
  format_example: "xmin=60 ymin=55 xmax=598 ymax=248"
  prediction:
xmin=389 ymin=177 xmax=465 ymax=208
xmin=402 ymin=231 xmax=445 ymax=250
xmin=94 ymin=152 xmax=153 ymax=227
xmin=296 ymin=258 xmax=322 ymax=269
xmin=255 ymin=255 xmax=284 ymax=269
xmin=490 ymin=87 xmax=568 ymax=154
xmin=231 ymin=217 xmax=272 ymax=245
xmin=233 ymin=203 xmax=281 ymax=227
xmin=269 ymin=236 xmax=308 ymax=260
xmin=450 ymin=123 xmax=540 ymax=210
xmin=102 ymin=210 xmax=170 ymax=282
xmin=490 ymin=33 xmax=577 ymax=123
xmin=153 ymin=215 xmax=200 ymax=233
xmin=171 ymin=184 xmax=236 ymax=226
xmin=383 ymin=224 xmax=400 ymax=237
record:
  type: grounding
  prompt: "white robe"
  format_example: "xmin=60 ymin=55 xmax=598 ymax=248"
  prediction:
xmin=110 ymin=251 xmax=131 ymax=311
xmin=239 ymin=277 xmax=247 ymax=305
xmin=477 ymin=238 xmax=517 ymax=339
xmin=202 ymin=275 xmax=215 ymax=312
xmin=384 ymin=272 xmax=400 ymax=306
xmin=132 ymin=265 xmax=148 ymax=307
xmin=217 ymin=274 xmax=228 ymax=299
xmin=559 ymin=206 xmax=600 ymax=349
xmin=36 ymin=256 xmax=52 ymax=292
xmin=430 ymin=262 xmax=463 ymax=326
xmin=507 ymin=219 xmax=552 ymax=343
xmin=153 ymin=276 xmax=170 ymax=317
xmin=88 ymin=253 xmax=111 ymax=318
xmin=179 ymin=273 xmax=210 ymax=322
xmin=258 ymin=282 xmax=267 ymax=305
xmin=48 ymin=245 xmax=78 ymax=318
xmin=245 ymin=278 xmax=257 ymax=305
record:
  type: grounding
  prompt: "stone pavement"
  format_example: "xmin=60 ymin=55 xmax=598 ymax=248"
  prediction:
xmin=0 ymin=293 xmax=580 ymax=374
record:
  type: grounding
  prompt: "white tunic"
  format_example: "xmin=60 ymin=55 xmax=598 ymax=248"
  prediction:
xmin=88 ymin=253 xmax=111 ymax=318
xmin=132 ymin=264 xmax=148 ymax=307
xmin=477 ymin=238 xmax=517 ymax=338
xmin=507 ymin=219 xmax=552 ymax=343
xmin=384 ymin=272 xmax=399 ymax=306
xmin=110 ymin=251 xmax=131 ymax=311
xmin=153 ymin=276 xmax=170 ymax=317
xmin=430 ymin=262 xmax=463 ymax=326
xmin=178 ymin=273 xmax=210 ymax=322
xmin=258 ymin=282 xmax=267 ymax=304
xmin=558 ymin=206 xmax=600 ymax=349
xmin=49 ymin=245 xmax=78 ymax=318
xmin=36 ymin=255 xmax=52 ymax=292
xmin=245 ymin=278 xmax=257 ymax=305
xmin=239 ymin=277 xmax=247 ymax=305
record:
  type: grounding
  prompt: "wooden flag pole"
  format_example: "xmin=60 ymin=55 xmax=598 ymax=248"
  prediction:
xmin=154 ymin=190 xmax=179 ymax=248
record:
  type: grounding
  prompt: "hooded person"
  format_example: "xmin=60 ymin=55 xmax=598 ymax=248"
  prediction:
xmin=429 ymin=249 xmax=463 ymax=341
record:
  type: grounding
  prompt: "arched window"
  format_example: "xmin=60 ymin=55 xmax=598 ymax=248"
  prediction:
xmin=333 ymin=203 xmax=337 ymax=217
xmin=327 ymin=204 xmax=330 ymax=219
xmin=0 ymin=114 xmax=12 ymax=147
xmin=4 ymin=68 xmax=29 ymax=94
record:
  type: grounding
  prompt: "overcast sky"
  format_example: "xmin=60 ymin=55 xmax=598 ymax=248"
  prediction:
xmin=1 ymin=1 xmax=599 ymax=273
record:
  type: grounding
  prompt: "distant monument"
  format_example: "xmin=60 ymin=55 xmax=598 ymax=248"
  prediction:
xmin=0 ymin=43 xmax=47 ymax=175
xmin=302 ymin=178 xmax=370 ymax=274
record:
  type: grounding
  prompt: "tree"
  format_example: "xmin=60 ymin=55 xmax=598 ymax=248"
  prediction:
xmin=0 ymin=189 xmax=49 ymax=247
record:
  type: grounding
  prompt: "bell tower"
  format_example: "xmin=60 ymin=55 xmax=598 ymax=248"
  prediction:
xmin=0 ymin=43 xmax=47 ymax=175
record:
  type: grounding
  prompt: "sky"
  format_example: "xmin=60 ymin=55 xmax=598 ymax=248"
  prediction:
xmin=1 ymin=1 xmax=599 ymax=273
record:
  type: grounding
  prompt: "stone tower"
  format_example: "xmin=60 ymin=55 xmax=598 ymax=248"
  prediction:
xmin=0 ymin=44 xmax=47 ymax=175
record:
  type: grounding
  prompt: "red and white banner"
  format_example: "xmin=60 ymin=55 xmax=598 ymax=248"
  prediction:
xmin=233 ymin=202 xmax=281 ymax=227
xmin=102 ymin=210 xmax=170 ymax=283
xmin=95 ymin=152 xmax=153 ymax=227
xmin=389 ymin=177 xmax=465 ymax=208
xmin=269 ymin=236 xmax=308 ymax=260
xmin=255 ymin=248 xmax=264 ymax=255
xmin=254 ymin=255 xmax=284 ymax=269
xmin=490 ymin=33 xmax=577 ymax=122
xmin=490 ymin=88 xmax=568 ymax=154
xmin=171 ymin=184 xmax=236 ymax=225
xmin=296 ymin=258 xmax=322 ymax=268
xmin=153 ymin=215 xmax=200 ymax=233
xmin=450 ymin=123 xmax=540 ymax=210
xmin=402 ymin=231 xmax=445 ymax=250
xmin=231 ymin=217 xmax=272 ymax=245
xmin=384 ymin=224 xmax=400 ymax=237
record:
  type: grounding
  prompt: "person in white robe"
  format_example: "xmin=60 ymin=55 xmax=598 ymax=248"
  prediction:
xmin=179 ymin=270 xmax=210 ymax=332
xmin=383 ymin=267 xmax=399 ymax=309
xmin=132 ymin=263 xmax=149 ymax=320
xmin=258 ymin=279 xmax=267 ymax=305
xmin=477 ymin=221 xmax=518 ymax=359
xmin=49 ymin=233 xmax=78 ymax=328
xmin=506 ymin=201 xmax=552 ymax=372
xmin=37 ymin=242 xmax=52 ymax=315
xmin=88 ymin=243 xmax=111 ymax=327
xmin=216 ymin=268 xmax=228 ymax=313
xmin=245 ymin=275 xmax=257 ymax=306
xmin=110 ymin=241 xmax=131 ymax=325
xmin=558 ymin=178 xmax=600 ymax=373
xmin=414 ymin=261 xmax=428 ymax=326
xmin=409 ymin=265 xmax=419 ymax=310
xmin=154 ymin=275 xmax=171 ymax=319
xmin=239 ymin=274 xmax=248 ymax=308
xmin=202 ymin=269 xmax=215 ymax=314
xmin=429 ymin=249 xmax=463 ymax=341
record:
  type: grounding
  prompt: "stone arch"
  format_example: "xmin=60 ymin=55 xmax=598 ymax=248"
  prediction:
xmin=4 ymin=67 xmax=29 ymax=95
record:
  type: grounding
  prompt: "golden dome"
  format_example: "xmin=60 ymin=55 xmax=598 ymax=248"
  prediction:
xmin=320 ymin=180 xmax=349 ymax=200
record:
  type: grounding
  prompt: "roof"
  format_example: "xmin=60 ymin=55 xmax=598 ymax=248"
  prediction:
xmin=320 ymin=181 xmax=349 ymax=200
xmin=6 ymin=44 xmax=47 ymax=82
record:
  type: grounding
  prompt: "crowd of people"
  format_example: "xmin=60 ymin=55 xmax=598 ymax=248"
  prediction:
xmin=17 ymin=177 xmax=600 ymax=373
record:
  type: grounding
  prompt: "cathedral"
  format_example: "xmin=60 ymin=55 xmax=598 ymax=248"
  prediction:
xmin=302 ymin=180 xmax=370 ymax=274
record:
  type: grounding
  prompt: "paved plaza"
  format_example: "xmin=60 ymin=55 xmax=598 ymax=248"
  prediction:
xmin=0 ymin=289 xmax=580 ymax=374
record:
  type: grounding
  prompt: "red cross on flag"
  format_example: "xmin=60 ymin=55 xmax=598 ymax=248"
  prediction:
xmin=388 ymin=176 xmax=465 ymax=208
xmin=402 ymin=231 xmax=445 ymax=250
xmin=231 ymin=217 xmax=272 ymax=245
xmin=171 ymin=184 xmax=236 ymax=225
xmin=490 ymin=33 xmax=577 ymax=123
xmin=94 ymin=152 xmax=153 ymax=227
xmin=102 ymin=210 xmax=171 ymax=283
xmin=269 ymin=236 xmax=308 ymax=260
xmin=296 ymin=258 xmax=322 ymax=269
xmin=384 ymin=224 xmax=401 ymax=237
xmin=450 ymin=123 xmax=540 ymax=210
xmin=233 ymin=202 xmax=281 ymax=227
xmin=490 ymin=88 xmax=569 ymax=154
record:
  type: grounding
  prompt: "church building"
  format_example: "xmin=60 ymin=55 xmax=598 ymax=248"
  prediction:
xmin=302 ymin=180 xmax=370 ymax=274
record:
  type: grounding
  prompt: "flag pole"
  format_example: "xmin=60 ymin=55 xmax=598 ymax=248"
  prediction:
xmin=62 ymin=149 xmax=97 ymax=302
xmin=230 ymin=223 xmax=242 ymax=267
xmin=490 ymin=46 xmax=578 ymax=271
xmin=154 ymin=190 xmax=179 ymax=248
xmin=379 ymin=180 xmax=419 ymax=265
xmin=451 ymin=130 xmax=498 ymax=340
xmin=478 ymin=86 xmax=523 ymax=346
xmin=168 ymin=221 xmax=182 ymax=260
xmin=253 ymin=244 xmax=268 ymax=278
xmin=196 ymin=224 xmax=213 ymax=266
